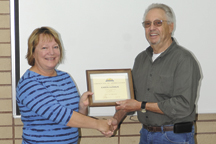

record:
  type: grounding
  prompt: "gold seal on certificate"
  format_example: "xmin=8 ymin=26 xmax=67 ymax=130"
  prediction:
xmin=86 ymin=69 xmax=134 ymax=107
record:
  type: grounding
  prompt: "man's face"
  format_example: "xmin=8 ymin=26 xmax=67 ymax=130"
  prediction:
xmin=144 ymin=8 xmax=173 ymax=48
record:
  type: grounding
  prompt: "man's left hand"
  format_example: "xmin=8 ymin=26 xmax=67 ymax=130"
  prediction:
xmin=115 ymin=99 xmax=141 ymax=112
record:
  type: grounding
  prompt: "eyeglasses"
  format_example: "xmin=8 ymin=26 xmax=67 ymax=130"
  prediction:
xmin=142 ymin=20 xmax=169 ymax=28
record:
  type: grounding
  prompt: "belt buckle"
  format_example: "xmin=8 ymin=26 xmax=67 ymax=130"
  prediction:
xmin=147 ymin=126 xmax=160 ymax=132
xmin=147 ymin=126 xmax=154 ymax=132
xmin=147 ymin=126 xmax=151 ymax=132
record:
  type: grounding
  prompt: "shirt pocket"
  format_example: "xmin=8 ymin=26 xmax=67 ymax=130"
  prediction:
xmin=154 ymin=75 xmax=173 ymax=96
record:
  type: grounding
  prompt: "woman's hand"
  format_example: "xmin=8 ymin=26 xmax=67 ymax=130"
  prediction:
xmin=101 ymin=118 xmax=118 ymax=137
xmin=97 ymin=119 xmax=114 ymax=137
xmin=79 ymin=91 xmax=93 ymax=115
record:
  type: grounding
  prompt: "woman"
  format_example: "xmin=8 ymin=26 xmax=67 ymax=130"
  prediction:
xmin=16 ymin=27 xmax=112 ymax=144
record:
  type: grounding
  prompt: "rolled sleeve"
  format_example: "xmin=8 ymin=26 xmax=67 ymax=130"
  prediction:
xmin=158 ymin=55 xmax=201 ymax=119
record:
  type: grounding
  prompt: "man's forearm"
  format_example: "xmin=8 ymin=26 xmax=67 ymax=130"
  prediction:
xmin=146 ymin=102 xmax=164 ymax=114
xmin=113 ymin=109 xmax=127 ymax=124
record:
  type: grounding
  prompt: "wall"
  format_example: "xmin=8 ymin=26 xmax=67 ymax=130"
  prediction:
xmin=15 ymin=0 xmax=216 ymax=115
xmin=0 ymin=0 xmax=216 ymax=144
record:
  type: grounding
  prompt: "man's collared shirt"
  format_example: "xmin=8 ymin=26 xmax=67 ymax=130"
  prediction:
xmin=132 ymin=38 xmax=201 ymax=126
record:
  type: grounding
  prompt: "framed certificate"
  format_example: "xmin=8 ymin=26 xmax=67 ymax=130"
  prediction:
xmin=86 ymin=69 xmax=134 ymax=107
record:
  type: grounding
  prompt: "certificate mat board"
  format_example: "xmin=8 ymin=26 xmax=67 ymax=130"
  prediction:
xmin=86 ymin=69 xmax=134 ymax=107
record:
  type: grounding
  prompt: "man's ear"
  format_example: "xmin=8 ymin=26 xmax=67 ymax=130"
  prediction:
xmin=169 ymin=23 xmax=174 ymax=34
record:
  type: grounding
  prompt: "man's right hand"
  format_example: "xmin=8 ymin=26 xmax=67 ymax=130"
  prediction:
xmin=101 ymin=118 xmax=118 ymax=137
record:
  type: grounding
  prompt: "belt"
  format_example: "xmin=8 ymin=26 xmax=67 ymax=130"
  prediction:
xmin=143 ymin=124 xmax=173 ymax=132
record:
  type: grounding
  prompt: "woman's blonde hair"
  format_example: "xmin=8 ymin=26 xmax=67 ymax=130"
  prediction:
xmin=26 ymin=27 xmax=63 ymax=66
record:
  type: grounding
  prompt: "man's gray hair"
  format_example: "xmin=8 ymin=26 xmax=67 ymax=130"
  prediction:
xmin=143 ymin=3 xmax=175 ymax=24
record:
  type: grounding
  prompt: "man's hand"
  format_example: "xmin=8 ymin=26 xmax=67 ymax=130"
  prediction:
xmin=115 ymin=99 xmax=141 ymax=112
xmin=101 ymin=118 xmax=118 ymax=137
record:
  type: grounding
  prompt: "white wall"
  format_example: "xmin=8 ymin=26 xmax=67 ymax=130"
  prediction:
xmin=15 ymin=0 xmax=216 ymax=116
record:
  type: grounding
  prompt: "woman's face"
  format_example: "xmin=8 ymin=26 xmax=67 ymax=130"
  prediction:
xmin=33 ymin=34 xmax=60 ymax=73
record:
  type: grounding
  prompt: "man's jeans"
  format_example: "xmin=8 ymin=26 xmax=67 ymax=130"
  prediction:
xmin=139 ymin=125 xmax=195 ymax=144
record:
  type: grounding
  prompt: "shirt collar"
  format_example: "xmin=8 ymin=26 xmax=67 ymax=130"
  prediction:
xmin=146 ymin=37 xmax=176 ymax=58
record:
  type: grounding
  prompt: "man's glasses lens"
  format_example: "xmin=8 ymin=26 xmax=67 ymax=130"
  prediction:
xmin=154 ymin=20 xmax=163 ymax=26
xmin=142 ymin=20 xmax=163 ymax=28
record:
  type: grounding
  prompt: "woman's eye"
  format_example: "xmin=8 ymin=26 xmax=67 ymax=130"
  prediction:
xmin=42 ymin=47 xmax=47 ymax=49
xmin=54 ymin=46 xmax=59 ymax=49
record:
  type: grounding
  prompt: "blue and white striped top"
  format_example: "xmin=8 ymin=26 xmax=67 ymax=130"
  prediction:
xmin=16 ymin=69 xmax=80 ymax=144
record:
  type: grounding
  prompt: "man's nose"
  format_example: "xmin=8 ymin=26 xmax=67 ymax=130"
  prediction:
xmin=149 ymin=23 xmax=156 ymax=30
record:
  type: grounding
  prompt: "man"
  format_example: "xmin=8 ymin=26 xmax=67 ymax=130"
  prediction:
xmin=109 ymin=3 xmax=201 ymax=144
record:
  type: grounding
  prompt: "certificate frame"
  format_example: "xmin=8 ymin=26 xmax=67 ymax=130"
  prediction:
xmin=86 ymin=69 xmax=134 ymax=107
